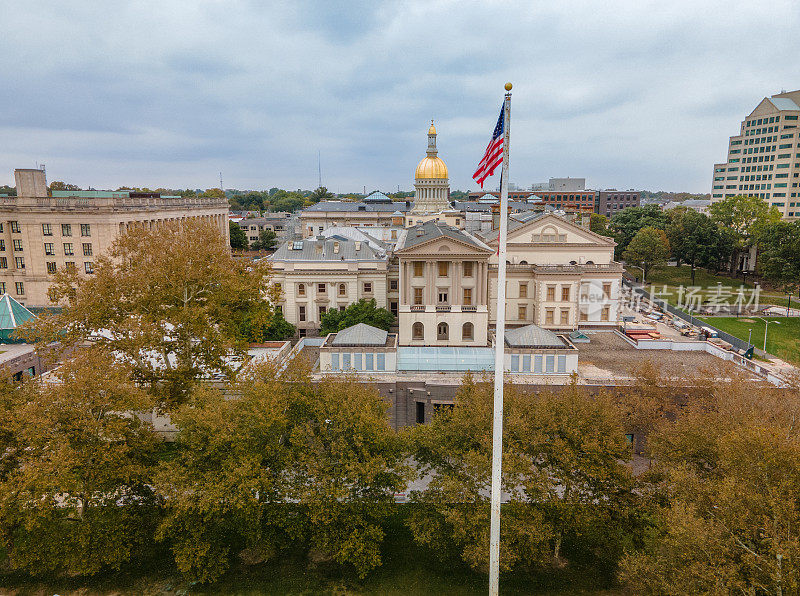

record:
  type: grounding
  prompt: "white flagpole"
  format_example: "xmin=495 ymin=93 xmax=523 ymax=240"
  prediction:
xmin=489 ymin=82 xmax=512 ymax=596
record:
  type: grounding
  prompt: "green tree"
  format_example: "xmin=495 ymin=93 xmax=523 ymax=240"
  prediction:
xmin=709 ymin=194 xmax=782 ymax=272
xmin=0 ymin=351 xmax=160 ymax=576
xmin=666 ymin=208 xmax=733 ymax=284
xmin=758 ymin=220 xmax=800 ymax=303
xmin=22 ymin=220 xmax=280 ymax=406
xmin=156 ymin=363 xmax=408 ymax=582
xmin=619 ymin=378 xmax=800 ymax=594
xmin=199 ymin=188 xmax=225 ymax=199
xmin=270 ymin=191 xmax=305 ymax=212
xmin=408 ymin=376 xmax=637 ymax=575
xmin=0 ymin=185 xmax=16 ymax=196
xmin=48 ymin=181 xmax=81 ymax=192
xmin=623 ymin=226 xmax=670 ymax=283
xmin=589 ymin=213 xmax=611 ymax=236
xmin=609 ymin=205 xmax=670 ymax=258
xmin=251 ymin=229 xmax=278 ymax=251
xmin=319 ymin=299 xmax=394 ymax=336
xmin=309 ymin=186 xmax=334 ymax=203
xmin=229 ymin=221 xmax=248 ymax=250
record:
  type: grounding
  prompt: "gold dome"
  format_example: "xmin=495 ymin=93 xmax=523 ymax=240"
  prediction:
xmin=415 ymin=156 xmax=448 ymax=180
xmin=428 ymin=120 xmax=437 ymax=135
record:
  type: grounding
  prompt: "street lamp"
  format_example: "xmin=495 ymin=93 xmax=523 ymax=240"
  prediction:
xmin=747 ymin=328 xmax=752 ymax=346
xmin=629 ymin=264 xmax=646 ymax=284
xmin=757 ymin=317 xmax=780 ymax=353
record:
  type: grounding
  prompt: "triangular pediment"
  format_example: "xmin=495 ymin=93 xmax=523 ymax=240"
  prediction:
xmin=483 ymin=213 xmax=616 ymax=247
xmin=395 ymin=235 xmax=492 ymax=256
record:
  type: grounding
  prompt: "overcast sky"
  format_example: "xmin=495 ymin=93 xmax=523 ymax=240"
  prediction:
xmin=1 ymin=1 xmax=798 ymax=193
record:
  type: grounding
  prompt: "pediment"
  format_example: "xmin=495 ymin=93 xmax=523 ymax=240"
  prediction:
xmin=490 ymin=213 xmax=616 ymax=247
xmin=395 ymin=235 xmax=492 ymax=256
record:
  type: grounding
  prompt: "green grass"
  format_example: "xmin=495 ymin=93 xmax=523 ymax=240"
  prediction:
xmin=630 ymin=264 xmax=754 ymax=290
xmin=697 ymin=316 xmax=800 ymax=365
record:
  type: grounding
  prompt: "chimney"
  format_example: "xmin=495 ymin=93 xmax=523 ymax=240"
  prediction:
xmin=14 ymin=168 xmax=48 ymax=197
xmin=491 ymin=204 xmax=500 ymax=230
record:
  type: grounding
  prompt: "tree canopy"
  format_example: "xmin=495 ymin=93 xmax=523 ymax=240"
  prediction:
xmin=609 ymin=205 xmax=670 ymax=257
xmin=757 ymin=220 xmax=800 ymax=296
xmin=623 ymin=226 xmax=671 ymax=282
xmin=229 ymin=221 xmax=248 ymax=250
xmin=319 ymin=299 xmax=394 ymax=336
xmin=666 ymin=208 xmax=735 ymax=283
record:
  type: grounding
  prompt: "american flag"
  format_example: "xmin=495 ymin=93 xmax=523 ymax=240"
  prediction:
xmin=472 ymin=105 xmax=505 ymax=188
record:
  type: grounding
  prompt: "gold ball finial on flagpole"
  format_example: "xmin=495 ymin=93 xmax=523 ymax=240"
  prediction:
xmin=504 ymin=82 xmax=512 ymax=91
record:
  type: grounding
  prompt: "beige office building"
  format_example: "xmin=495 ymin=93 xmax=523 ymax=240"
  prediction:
xmin=711 ymin=89 xmax=800 ymax=219
xmin=1 ymin=168 xmax=229 ymax=307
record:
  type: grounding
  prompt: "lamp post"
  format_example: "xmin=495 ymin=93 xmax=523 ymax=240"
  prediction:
xmin=748 ymin=328 xmax=752 ymax=347
xmin=629 ymin=264 xmax=646 ymax=284
xmin=757 ymin=317 xmax=780 ymax=353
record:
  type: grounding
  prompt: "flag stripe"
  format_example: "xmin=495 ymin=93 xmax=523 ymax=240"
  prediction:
xmin=472 ymin=105 xmax=505 ymax=188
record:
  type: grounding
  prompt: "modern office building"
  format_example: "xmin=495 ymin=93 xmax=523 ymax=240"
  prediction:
xmin=0 ymin=168 xmax=229 ymax=307
xmin=595 ymin=189 xmax=641 ymax=217
xmin=711 ymin=89 xmax=800 ymax=219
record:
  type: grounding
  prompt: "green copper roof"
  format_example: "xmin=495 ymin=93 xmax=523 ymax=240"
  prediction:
xmin=0 ymin=293 xmax=36 ymax=342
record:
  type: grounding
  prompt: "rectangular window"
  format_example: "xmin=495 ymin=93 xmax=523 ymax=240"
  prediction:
xmin=547 ymin=285 xmax=556 ymax=301
xmin=44 ymin=243 xmax=54 ymax=255
xmin=579 ymin=310 xmax=588 ymax=322
xmin=545 ymin=308 xmax=554 ymax=325
xmin=438 ymin=261 xmax=449 ymax=277
xmin=331 ymin=353 xmax=340 ymax=370
xmin=377 ymin=353 xmax=385 ymax=371
xmin=317 ymin=282 xmax=326 ymax=294
xmin=61 ymin=224 xmax=72 ymax=236
xmin=15 ymin=282 xmax=24 ymax=295
xmin=561 ymin=286 xmax=570 ymax=301
xmin=603 ymin=282 xmax=612 ymax=297
xmin=518 ymin=304 xmax=527 ymax=319
xmin=545 ymin=355 xmax=555 ymax=373
xmin=299 ymin=305 xmax=306 ymax=322
xmin=46 ymin=261 xmax=57 ymax=274
xmin=414 ymin=287 xmax=424 ymax=305
xmin=416 ymin=401 xmax=425 ymax=424
xmin=557 ymin=355 xmax=567 ymax=373
xmin=14 ymin=257 xmax=24 ymax=269
xmin=0 ymin=240 xmax=4 ymax=251
xmin=560 ymin=309 xmax=569 ymax=325
xmin=413 ymin=261 xmax=424 ymax=277
xmin=12 ymin=239 xmax=23 ymax=252
xmin=0 ymin=282 xmax=4 ymax=293
xmin=463 ymin=261 xmax=473 ymax=277
xmin=511 ymin=354 xmax=519 ymax=372
xmin=522 ymin=354 xmax=531 ymax=372
xmin=80 ymin=224 xmax=91 ymax=237
xmin=601 ymin=306 xmax=610 ymax=321
xmin=365 ymin=352 xmax=374 ymax=371
xmin=353 ymin=353 xmax=362 ymax=371
xmin=84 ymin=262 xmax=94 ymax=274
xmin=42 ymin=223 xmax=52 ymax=236
xmin=82 ymin=243 xmax=93 ymax=256
xmin=298 ymin=283 xmax=306 ymax=297
xmin=534 ymin=355 xmax=543 ymax=374
xmin=63 ymin=243 xmax=74 ymax=256
xmin=363 ymin=282 xmax=373 ymax=293
xmin=463 ymin=288 xmax=472 ymax=305
xmin=0 ymin=257 xmax=7 ymax=269
xmin=389 ymin=279 xmax=398 ymax=291
xmin=10 ymin=221 xmax=20 ymax=233
xmin=342 ymin=353 xmax=351 ymax=369
xmin=519 ymin=282 xmax=527 ymax=298
xmin=437 ymin=290 xmax=448 ymax=304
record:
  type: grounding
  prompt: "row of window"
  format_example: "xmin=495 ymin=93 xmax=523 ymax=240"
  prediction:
xmin=329 ymin=352 xmax=387 ymax=372
xmin=292 ymin=281 xmax=379 ymax=297
xmin=0 ymin=258 xmax=94 ymax=274
xmin=1 ymin=241 xmax=93 ymax=256
xmin=412 ymin=287 xmax=474 ymax=306
xmin=411 ymin=321 xmax=473 ymax=341
xmin=0 ymin=282 xmax=25 ymax=296
xmin=412 ymin=261 xmax=475 ymax=277
xmin=509 ymin=353 xmax=568 ymax=374
xmin=1 ymin=223 xmax=91 ymax=237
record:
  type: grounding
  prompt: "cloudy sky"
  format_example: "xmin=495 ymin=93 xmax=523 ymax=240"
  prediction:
xmin=1 ymin=1 xmax=798 ymax=193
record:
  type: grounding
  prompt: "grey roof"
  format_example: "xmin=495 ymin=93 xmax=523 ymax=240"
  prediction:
xmin=769 ymin=97 xmax=800 ymax=111
xmin=319 ymin=226 xmax=389 ymax=252
xmin=363 ymin=191 xmax=393 ymax=203
xmin=505 ymin=324 xmax=565 ymax=348
xmin=396 ymin=220 xmax=492 ymax=252
xmin=453 ymin=200 xmax=536 ymax=213
xmin=303 ymin=200 xmax=412 ymax=213
xmin=332 ymin=323 xmax=388 ymax=346
xmin=268 ymin=237 xmax=386 ymax=262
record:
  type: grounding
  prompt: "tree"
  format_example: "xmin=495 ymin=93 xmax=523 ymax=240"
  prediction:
xmin=709 ymin=194 xmax=782 ymax=272
xmin=199 ymin=188 xmax=225 ymax=199
xmin=619 ymin=377 xmax=800 ymax=594
xmin=156 ymin=363 xmax=409 ymax=582
xmin=609 ymin=205 xmax=670 ymax=258
xmin=270 ymin=191 xmax=305 ymax=213
xmin=757 ymin=220 xmax=800 ymax=303
xmin=666 ymin=208 xmax=733 ymax=284
xmin=251 ymin=229 xmax=278 ymax=251
xmin=229 ymin=221 xmax=248 ymax=250
xmin=238 ymin=307 xmax=295 ymax=342
xmin=48 ymin=181 xmax=81 ymax=192
xmin=0 ymin=185 xmax=16 ymax=196
xmin=408 ymin=375 xmax=637 ymax=575
xmin=623 ymin=226 xmax=670 ymax=283
xmin=309 ymin=186 xmax=334 ymax=203
xmin=589 ymin=213 xmax=611 ymax=236
xmin=22 ymin=220 xmax=280 ymax=406
xmin=0 ymin=351 xmax=160 ymax=576
xmin=319 ymin=299 xmax=394 ymax=336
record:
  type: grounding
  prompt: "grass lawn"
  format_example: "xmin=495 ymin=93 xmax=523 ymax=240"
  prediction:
xmin=697 ymin=316 xmax=800 ymax=365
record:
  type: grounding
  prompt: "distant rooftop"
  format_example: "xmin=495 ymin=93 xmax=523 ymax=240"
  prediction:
xmin=331 ymin=323 xmax=389 ymax=347
xmin=396 ymin=220 xmax=492 ymax=252
xmin=303 ymin=200 xmax=412 ymax=213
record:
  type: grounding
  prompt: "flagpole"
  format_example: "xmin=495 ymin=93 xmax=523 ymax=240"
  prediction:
xmin=489 ymin=82 xmax=511 ymax=596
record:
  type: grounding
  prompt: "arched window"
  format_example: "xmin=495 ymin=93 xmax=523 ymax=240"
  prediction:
xmin=586 ymin=260 xmax=594 ymax=265
xmin=462 ymin=322 xmax=474 ymax=340
xmin=519 ymin=260 xmax=528 ymax=265
xmin=437 ymin=322 xmax=449 ymax=340
xmin=338 ymin=283 xmax=346 ymax=296
xmin=412 ymin=322 xmax=424 ymax=340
